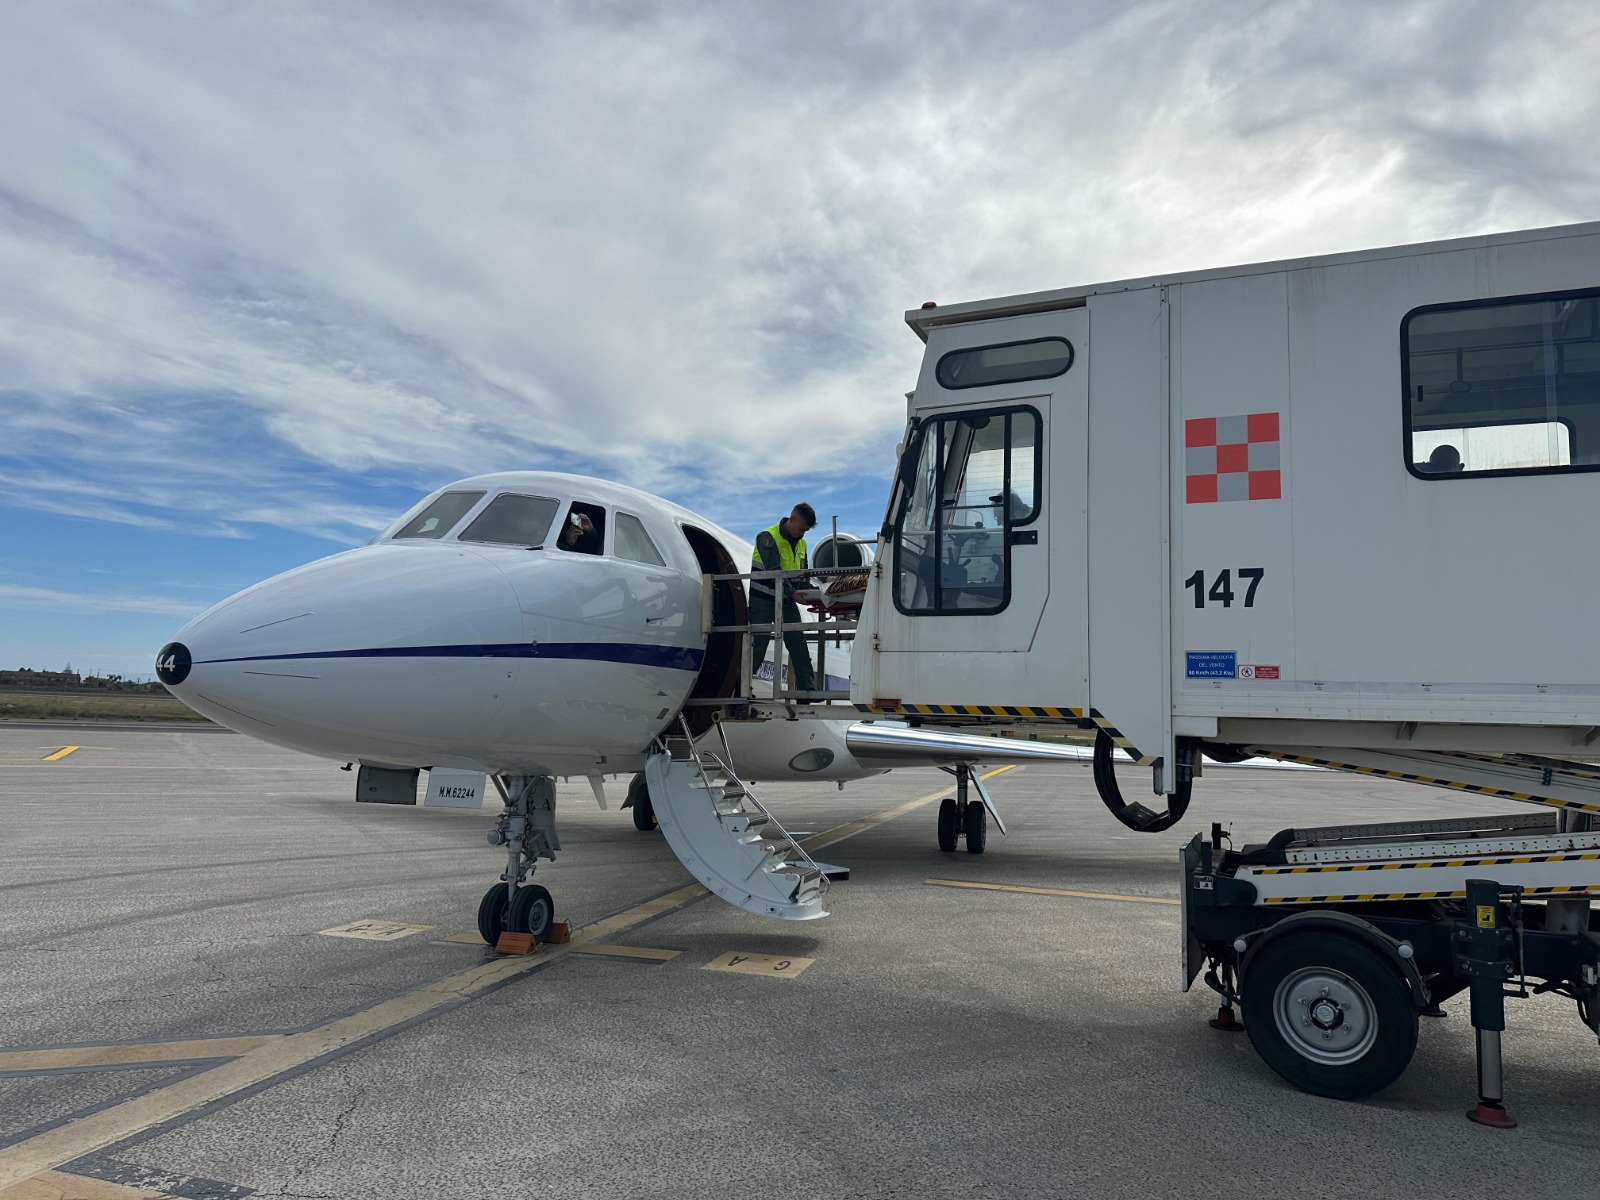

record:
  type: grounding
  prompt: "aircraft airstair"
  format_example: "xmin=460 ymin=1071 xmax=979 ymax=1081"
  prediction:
xmin=644 ymin=719 xmax=829 ymax=920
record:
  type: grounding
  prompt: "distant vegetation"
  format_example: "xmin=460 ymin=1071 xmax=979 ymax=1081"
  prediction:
xmin=0 ymin=668 xmax=212 ymax=723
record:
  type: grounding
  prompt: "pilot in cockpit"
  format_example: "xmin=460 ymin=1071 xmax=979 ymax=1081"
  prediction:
xmin=557 ymin=506 xmax=604 ymax=555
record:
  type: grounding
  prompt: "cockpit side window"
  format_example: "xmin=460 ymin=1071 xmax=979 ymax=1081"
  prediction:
xmin=392 ymin=491 xmax=485 ymax=540
xmin=459 ymin=494 xmax=560 ymax=548
xmin=614 ymin=512 xmax=667 ymax=566
xmin=555 ymin=502 xmax=607 ymax=555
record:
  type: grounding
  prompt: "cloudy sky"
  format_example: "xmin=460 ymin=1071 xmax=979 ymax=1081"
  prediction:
xmin=2 ymin=0 xmax=1597 ymax=678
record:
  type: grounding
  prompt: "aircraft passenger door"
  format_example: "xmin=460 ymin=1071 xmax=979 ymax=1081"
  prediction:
xmin=867 ymin=308 xmax=1087 ymax=706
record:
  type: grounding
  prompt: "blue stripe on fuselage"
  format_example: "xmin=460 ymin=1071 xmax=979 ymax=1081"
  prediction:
xmin=195 ymin=642 xmax=705 ymax=672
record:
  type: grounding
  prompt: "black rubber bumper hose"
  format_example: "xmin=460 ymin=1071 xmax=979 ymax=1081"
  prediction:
xmin=1092 ymin=729 xmax=1193 ymax=833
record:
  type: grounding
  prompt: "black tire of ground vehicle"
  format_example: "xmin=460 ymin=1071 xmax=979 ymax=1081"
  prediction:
xmin=937 ymin=797 xmax=959 ymax=852
xmin=963 ymin=801 xmax=986 ymax=854
xmin=1240 ymin=931 xmax=1418 ymax=1100
xmin=477 ymin=882 xmax=512 ymax=945
xmin=510 ymin=884 xmax=556 ymax=942
xmin=629 ymin=774 xmax=657 ymax=831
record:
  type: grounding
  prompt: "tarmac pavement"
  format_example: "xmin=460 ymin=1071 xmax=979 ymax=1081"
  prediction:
xmin=1 ymin=725 xmax=1597 ymax=1199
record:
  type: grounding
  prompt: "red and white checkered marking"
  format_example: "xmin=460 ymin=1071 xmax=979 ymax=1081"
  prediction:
xmin=1185 ymin=411 xmax=1281 ymax=504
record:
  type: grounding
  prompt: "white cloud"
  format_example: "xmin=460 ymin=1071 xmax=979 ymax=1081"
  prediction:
xmin=0 ymin=0 xmax=1596 ymax=536
xmin=0 ymin=584 xmax=197 ymax=618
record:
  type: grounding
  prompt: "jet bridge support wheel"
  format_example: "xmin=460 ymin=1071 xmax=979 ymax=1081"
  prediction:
xmin=1240 ymin=931 xmax=1417 ymax=1100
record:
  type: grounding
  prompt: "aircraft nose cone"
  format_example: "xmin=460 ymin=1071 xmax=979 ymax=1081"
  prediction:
xmin=154 ymin=543 xmax=525 ymax=757
xmin=155 ymin=641 xmax=192 ymax=686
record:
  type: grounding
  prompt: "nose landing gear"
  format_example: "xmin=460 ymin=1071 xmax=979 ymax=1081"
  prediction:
xmin=480 ymin=775 xmax=560 ymax=945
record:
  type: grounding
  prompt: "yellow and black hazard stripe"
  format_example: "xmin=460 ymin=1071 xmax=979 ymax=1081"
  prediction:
xmin=1433 ymin=748 xmax=1600 ymax=783
xmin=1262 ymin=884 xmax=1600 ymax=905
xmin=1253 ymin=751 xmax=1600 ymax=815
xmin=856 ymin=703 xmax=1087 ymax=720
xmin=855 ymin=703 xmax=1159 ymax=766
xmin=1085 ymin=709 xmax=1156 ymax=767
xmin=1254 ymin=852 xmax=1600 ymax=876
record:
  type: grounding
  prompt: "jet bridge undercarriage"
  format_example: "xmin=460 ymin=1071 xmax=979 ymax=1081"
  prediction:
xmin=1179 ymin=742 xmax=1600 ymax=1123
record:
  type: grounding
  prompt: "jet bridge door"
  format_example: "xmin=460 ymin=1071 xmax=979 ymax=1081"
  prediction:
xmin=866 ymin=308 xmax=1087 ymax=707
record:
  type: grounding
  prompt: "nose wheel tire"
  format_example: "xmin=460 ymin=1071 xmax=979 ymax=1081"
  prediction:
xmin=477 ymin=882 xmax=512 ymax=945
xmin=477 ymin=882 xmax=557 ymax=945
xmin=963 ymin=801 xmax=987 ymax=854
xmin=510 ymin=883 xmax=555 ymax=943
xmin=628 ymin=773 xmax=658 ymax=831
xmin=937 ymin=797 xmax=959 ymax=852
xmin=1240 ymin=931 xmax=1417 ymax=1100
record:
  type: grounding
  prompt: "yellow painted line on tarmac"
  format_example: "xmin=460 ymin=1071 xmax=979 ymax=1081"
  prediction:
xmin=0 ymin=1036 xmax=283 ymax=1074
xmin=925 ymin=878 xmax=1180 ymax=906
xmin=41 ymin=747 xmax=79 ymax=762
xmin=4 ymin=1169 xmax=178 ymax=1199
xmin=0 ymin=782 xmax=950 ymax=1195
xmin=0 ymin=881 xmax=699 ymax=1195
xmin=798 ymin=764 xmax=1017 ymax=854
xmin=572 ymin=944 xmax=682 ymax=962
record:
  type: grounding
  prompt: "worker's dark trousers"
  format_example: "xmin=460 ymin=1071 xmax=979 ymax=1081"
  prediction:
xmin=748 ymin=591 xmax=816 ymax=692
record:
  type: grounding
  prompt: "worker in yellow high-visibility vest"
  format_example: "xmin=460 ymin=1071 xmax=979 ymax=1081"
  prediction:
xmin=750 ymin=503 xmax=817 ymax=696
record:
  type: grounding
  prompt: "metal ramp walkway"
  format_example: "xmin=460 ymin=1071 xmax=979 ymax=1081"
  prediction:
xmin=644 ymin=722 xmax=829 ymax=921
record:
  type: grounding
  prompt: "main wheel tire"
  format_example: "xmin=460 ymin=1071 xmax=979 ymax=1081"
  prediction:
xmin=937 ymin=797 xmax=959 ymax=852
xmin=510 ymin=883 xmax=555 ymax=942
xmin=963 ymin=801 xmax=987 ymax=854
xmin=477 ymin=882 xmax=512 ymax=946
xmin=1240 ymin=931 xmax=1418 ymax=1100
xmin=629 ymin=774 xmax=657 ymax=831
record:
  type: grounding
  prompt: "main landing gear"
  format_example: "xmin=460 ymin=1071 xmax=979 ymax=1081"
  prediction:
xmin=479 ymin=775 xmax=560 ymax=945
xmin=625 ymin=772 xmax=657 ymax=832
xmin=936 ymin=763 xmax=998 ymax=854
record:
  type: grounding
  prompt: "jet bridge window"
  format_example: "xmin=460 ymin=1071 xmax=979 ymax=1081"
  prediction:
xmin=936 ymin=337 xmax=1074 ymax=390
xmin=1403 ymin=289 xmax=1600 ymax=478
xmin=614 ymin=513 xmax=666 ymax=566
xmin=893 ymin=406 xmax=1039 ymax=615
xmin=392 ymin=491 xmax=485 ymax=539
xmin=458 ymin=493 xmax=560 ymax=548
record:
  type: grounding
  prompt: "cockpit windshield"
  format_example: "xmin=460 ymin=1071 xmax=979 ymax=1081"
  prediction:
xmin=392 ymin=491 xmax=485 ymax=540
xmin=458 ymin=494 xmax=560 ymax=548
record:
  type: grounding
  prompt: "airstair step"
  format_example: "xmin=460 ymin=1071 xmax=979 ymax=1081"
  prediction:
xmin=771 ymin=861 xmax=822 ymax=878
xmin=644 ymin=746 xmax=827 ymax=922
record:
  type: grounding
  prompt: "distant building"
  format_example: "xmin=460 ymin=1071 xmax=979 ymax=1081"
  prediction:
xmin=0 ymin=668 xmax=82 ymax=687
xmin=0 ymin=668 xmax=164 ymax=692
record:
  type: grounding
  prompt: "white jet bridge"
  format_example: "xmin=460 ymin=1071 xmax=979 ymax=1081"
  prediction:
xmin=843 ymin=220 xmax=1600 ymax=1122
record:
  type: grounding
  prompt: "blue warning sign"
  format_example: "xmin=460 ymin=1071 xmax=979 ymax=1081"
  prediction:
xmin=1186 ymin=651 xmax=1237 ymax=679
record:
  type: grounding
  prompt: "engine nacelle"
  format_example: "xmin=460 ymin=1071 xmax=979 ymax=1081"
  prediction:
xmin=810 ymin=532 xmax=875 ymax=571
xmin=703 ymin=718 xmax=886 ymax=784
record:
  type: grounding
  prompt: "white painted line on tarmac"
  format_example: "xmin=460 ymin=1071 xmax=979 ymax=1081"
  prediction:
xmin=318 ymin=920 xmax=433 ymax=941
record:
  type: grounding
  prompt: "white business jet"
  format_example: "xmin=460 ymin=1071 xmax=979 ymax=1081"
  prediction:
xmin=155 ymin=472 xmax=1082 ymax=942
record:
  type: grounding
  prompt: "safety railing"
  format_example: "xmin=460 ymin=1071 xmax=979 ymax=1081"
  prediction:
xmin=692 ymin=564 xmax=868 ymax=706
